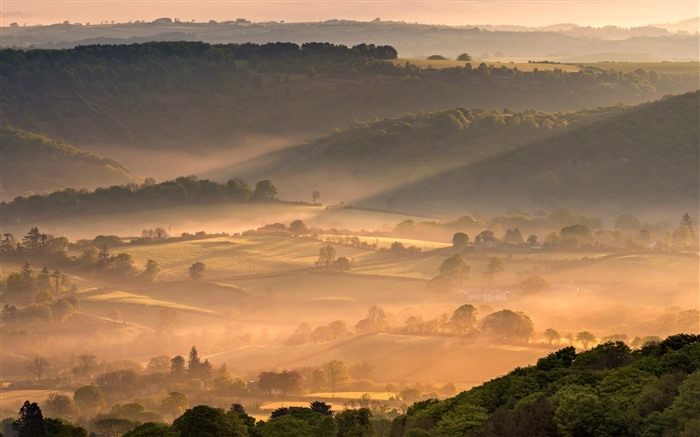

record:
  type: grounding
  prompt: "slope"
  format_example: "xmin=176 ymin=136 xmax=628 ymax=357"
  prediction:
xmin=221 ymin=92 xmax=698 ymax=215
xmin=0 ymin=124 xmax=140 ymax=200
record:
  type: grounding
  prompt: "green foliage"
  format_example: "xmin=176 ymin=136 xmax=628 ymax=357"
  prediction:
xmin=389 ymin=334 xmax=700 ymax=436
xmin=481 ymin=310 xmax=534 ymax=343
xmin=438 ymin=254 xmax=470 ymax=286
xmin=172 ymin=405 xmax=247 ymax=437
xmin=3 ymin=175 xmax=259 ymax=222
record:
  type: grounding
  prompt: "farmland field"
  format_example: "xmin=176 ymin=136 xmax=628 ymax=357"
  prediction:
xmin=394 ymin=58 xmax=700 ymax=76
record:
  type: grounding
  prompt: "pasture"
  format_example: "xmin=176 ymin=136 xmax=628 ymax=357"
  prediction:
xmin=394 ymin=58 xmax=700 ymax=76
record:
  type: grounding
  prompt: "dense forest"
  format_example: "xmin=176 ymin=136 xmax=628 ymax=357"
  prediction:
xmin=1 ymin=41 xmax=696 ymax=151
xmin=0 ymin=125 xmax=139 ymax=199
xmin=226 ymin=91 xmax=699 ymax=214
xmin=0 ymin=176 xmax=280 ymax=222
xmin=2 ymin=335 xmax=698 ymax=436
xmin=390 ymin=334 xmax=700 ymax=437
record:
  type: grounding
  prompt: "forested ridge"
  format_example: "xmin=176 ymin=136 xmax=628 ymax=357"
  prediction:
xmin=0 ymin=124 xmax=139 ymax=199
xmin=0 ymin=176 xmax=280 ymax=222
xmin=390 ymin=334 xmax=700 ymax=436
xmin=226 ymin=91 xmax=699 ymax=213
xmin=1 ymin=41 xmax=696 ymax=150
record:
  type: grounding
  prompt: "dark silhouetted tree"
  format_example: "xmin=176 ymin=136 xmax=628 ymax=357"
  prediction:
xmin=439 ymin=254 xmax=471 ymax=286
xmin=188 ymin=262 xmax=205 ymax=281
xmin=13 ymin=401 xmax=46 ymax=437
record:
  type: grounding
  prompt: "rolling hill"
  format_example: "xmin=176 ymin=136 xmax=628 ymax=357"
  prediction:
xmin=1 ymin=42 xmax=696 ymax=166
xmin=221 ymin=92 xmax=699 ymax=215
xmin=0 ymin=124 xmax=140 ymax=200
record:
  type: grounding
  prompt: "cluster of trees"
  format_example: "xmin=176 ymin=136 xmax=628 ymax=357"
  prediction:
xmin=285 ymin=320 xmax=351 ymax=345
xmin=403 ymin=305 xmax=535 ymax=343
xmin=1 ymin=176 xmax=278 ymax=221
xmin=0 ymin=264 xmax=78 ymax=324
xmin=391 ymin=334 xmax=700 ymax=436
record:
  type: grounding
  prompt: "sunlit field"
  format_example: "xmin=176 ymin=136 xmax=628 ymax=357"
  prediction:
xmin=394 ymin=58 xmax=700 ymax=76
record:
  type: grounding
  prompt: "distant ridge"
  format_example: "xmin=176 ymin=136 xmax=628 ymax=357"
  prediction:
xmin=0 ymin=124 xmax=140 ymax=200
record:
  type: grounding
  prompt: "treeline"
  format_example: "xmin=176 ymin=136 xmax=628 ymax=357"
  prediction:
xmin=1 ymin=176 xmax=279 ymax=221
xmin=0 ymin=41 xmax=398 ymax=98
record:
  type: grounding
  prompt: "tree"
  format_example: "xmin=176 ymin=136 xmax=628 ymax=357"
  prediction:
xmin=316 ymin=244 xmax=336 ymax=270
xmin=560 ymin=224 xmax=592 ymax=240
xmin=451 ymin=304 xmax=478 ymax=335
xmin=73 ymin=354 xmax=98 ymax=376
xmin=483 ymin=257 xmax=505 ymax=289
xmin=170 ymin=355 xmax=186 ymax=380
xmin=452 ymin=232 xmax=469 ymax=249
xmin=13 ymin=401 xmax=46 ymax=437
xmin=73 ymin=385 xmax=106 ymax=415
xmin=172 ymin=405 xmax=247 ymax=436
xmin=289 ymin=219 xmax=308 ymax=236
xmin=475 ymin=230 xmax=497 ymax=246
xmin=143 ymin=259 xmax=160 ymax=282
xmin=311 ymin=191 xmax=321 ymax=204
xmin=527 ymin=234 xmax=539 ymax=246
xmin=335 ymin=408 xmax=373 ymax=437
xmin=324 ymin=360 xmax=351 ymax=398
xmin=427 ymin=54 xmax=446 ymax=60
xmin=355 ymin=305 xmax=388 ymax=333
xmin=27 ymin=357 xmax=50 ymax=381
xmin=457 ymin=53 xmax=473 ymax=61
xmin=187 ymin=346 xmax=202 ymax=378
xmin=161 ymin=392 xmax=188 ymax=418
xmin=681 ymin=213 xmax=694 ymax=237
xmin=576 ymin=331 xmax=597 ymax=349
xmin=147 ymin=355 xmax=171 ymax=372
xmin=544 ymin=328 xmax=561 ymax=346
xmin=481 ymin=310 xmax=534 ymax=343
xmin=334 ymin=257 xmax=352 ymax=272
xmin=520 ymin=276 xmax=549 ymax=295
xmin=42 ymin=393 xmax=79 ymax=420
xmin=504 ymin=228 xmax=524 ymax=245
xmin=310 ymin=401 xmax=333 ymax=416
xmin=188 ymin=261 xmax=205 ymax=281
xmin=253 ymin=180 xmax=278 ymax=200
xmin=439 ymin=254 xmax=471 ymax=286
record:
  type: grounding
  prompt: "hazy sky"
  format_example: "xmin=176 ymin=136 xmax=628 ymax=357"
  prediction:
xmin=1 ymin=1 xmax=697 ymax=27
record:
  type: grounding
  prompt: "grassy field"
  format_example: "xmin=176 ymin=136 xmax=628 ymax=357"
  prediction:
xmin=394 ymin=58 xmax=582 ymax=72
xmin=394 ymin=58 xmax=699 ymax=75
xmin=2 ymin=228 xmax=696 ymax=396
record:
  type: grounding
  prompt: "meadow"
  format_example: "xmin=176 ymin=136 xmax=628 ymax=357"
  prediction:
xmin=394 ymin=58 xmax=700 ymax=76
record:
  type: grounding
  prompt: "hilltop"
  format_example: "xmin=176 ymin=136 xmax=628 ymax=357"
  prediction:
xmin=0 ymin=125 xmax=140 ymax=200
